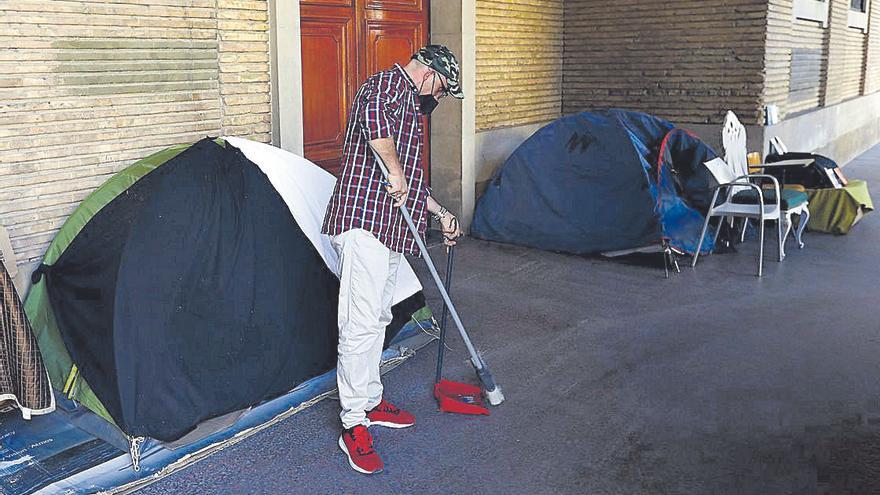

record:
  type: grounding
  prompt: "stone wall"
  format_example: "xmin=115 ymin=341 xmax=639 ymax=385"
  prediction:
xmin=823 ymin=0 xmax=868 ymax=105
xmin=0 ymin=0 xmax=271 ymax=276
xmin=765 ymin=2 xmax=828 ymax=115
xmin=563 ymin=0 xmax=769 ymax=126
xmin=475 ymin=0 xmax=563 ymax=131
xmin=765 ymin=0 xmax=877 ymax=118
xmin=864 ymin=2 xmax=880 ymax=93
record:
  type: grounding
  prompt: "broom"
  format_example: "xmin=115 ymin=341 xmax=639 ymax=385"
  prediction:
xmin=369 ymin=147 xmax=505 ymax=407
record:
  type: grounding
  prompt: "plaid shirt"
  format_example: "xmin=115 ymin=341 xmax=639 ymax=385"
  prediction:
xmin=322 ymin=64 xmax=428 ymax=255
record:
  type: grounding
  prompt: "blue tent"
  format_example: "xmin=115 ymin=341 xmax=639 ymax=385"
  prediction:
xmin=472 ymin=109 xmax=718 ymax=255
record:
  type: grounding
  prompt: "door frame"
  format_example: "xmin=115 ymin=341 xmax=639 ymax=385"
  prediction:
xmin=270 ymin=0 xmax=306 ymax=155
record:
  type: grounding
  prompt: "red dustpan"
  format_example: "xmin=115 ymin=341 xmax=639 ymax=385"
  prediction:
xmin=434 ymin=246 xmax=490 ymax=415
xmin=434 ymin=379 xmax=490 ymax=415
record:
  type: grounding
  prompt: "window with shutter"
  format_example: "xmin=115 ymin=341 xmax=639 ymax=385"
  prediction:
xmin=793 ymin=0 xmax=830 ymax=27
xmin=848 ymin=0 xmax=870 ymax=30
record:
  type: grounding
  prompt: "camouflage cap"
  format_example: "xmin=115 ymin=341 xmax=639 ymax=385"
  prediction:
xmin=412 ymin=45 xmax=464 ymax=99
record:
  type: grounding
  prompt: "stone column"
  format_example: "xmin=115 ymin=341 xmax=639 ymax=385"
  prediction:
xmin=269 ymin=0 xmax=305 ymax=155
xmin=430 ymin=0 xmax=477 ymax=231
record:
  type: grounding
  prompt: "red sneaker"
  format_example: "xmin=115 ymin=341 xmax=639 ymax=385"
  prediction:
xmin=338 ymin=425 xmax=383 ymax=474
xmin=366 ymin=398 xmax=415 ymax=428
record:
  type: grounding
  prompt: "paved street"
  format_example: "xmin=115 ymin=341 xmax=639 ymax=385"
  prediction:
xmin=140 ymin=145 xmax=880 ymax=494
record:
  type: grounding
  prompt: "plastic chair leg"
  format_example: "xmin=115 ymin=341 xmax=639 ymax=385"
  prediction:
xmin=692 ymin=211 xmax=713 ymax=268
xmin=757 ymin=217 xmax=765 ymax=277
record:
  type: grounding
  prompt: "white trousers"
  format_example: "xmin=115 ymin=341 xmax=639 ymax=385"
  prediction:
xmin=330 ymin=228 xmax=401 ymax=429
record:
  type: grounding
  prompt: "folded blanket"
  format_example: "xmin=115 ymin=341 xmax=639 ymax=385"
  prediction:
xmin=806 ymin=179 xmax=874 ymax=234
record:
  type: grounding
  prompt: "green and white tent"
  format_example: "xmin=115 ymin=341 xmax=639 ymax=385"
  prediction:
xmin=25 ymin=137 xmax=429 ymax=442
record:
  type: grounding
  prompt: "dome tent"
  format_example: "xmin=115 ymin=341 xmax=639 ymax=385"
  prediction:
xmin=472 ymin=109 xmax=719 ymax=256
xmin=25 ymin=137 xmax=428 ymax=443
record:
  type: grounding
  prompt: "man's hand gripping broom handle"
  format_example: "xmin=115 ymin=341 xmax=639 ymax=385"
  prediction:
xmin=368 ymin=146 xmax=504 ymax=406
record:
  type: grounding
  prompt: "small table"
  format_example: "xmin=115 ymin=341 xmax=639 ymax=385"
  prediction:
xmin=751 ymin=159 xmax=815 ymax=257
xmin=754 ymin=158 xmax=815 ymax=188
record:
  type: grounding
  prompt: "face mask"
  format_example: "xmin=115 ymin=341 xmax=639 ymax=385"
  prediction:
xmin=418 ymin=72 xmax=440 ymax=116
xmin=419 ymin=95 xmax=439 ymax=115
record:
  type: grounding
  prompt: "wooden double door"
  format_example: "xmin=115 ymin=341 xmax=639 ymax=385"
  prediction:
xmin=300 ymin=0 xmax=430 ymax=176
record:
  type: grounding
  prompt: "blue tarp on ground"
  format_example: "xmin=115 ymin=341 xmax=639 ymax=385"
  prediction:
xmin=0 ymin=324 xmax=432 ymax=495
xmin=472 ymin=109 xmax=718 ymax=255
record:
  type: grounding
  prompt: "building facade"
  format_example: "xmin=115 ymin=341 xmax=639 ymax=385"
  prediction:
xmin=1 ymin=0 xmax=272 ymax=290
xmin=2 ymin=0 xmax=879 ymax=292
xmin=474 ymin=0 xmax=880 ymax=234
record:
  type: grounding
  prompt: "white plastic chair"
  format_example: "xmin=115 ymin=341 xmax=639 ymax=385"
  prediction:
xmin=692 ymin=112 xmax=809 ymax=275
xmin=722 ymin=111 xmax=750 ymax=181
xmin=692 ymin=158 xmax=785 ymax=276
xmin=720 ymin=111 xmax=753 ymax=241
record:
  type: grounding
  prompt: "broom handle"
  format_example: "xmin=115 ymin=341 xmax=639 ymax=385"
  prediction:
xmin=368 ymin=149 xmax=486 ymax=372
xmin=435 ymin=246 xmax=454 ymax=384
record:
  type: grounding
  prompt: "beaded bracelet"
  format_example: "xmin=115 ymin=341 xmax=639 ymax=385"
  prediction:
xmin=432 ymin=206 xmax=449 ymax=222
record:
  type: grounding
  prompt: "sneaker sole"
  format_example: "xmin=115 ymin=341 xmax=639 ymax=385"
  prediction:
xmin=368 ymin=420 xmax=415 ymax=429
xmin=338 ymin=435 xmax=383 ymax=475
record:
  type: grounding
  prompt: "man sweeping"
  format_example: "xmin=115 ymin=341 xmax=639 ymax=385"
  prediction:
xmin=322 ymin=45 xmax=464 ymax=474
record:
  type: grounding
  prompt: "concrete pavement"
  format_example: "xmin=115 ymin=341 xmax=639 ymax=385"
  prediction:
xmin=139 ymin=144 xmax=880 ymax=494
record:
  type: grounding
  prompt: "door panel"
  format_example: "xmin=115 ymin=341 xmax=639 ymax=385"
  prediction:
xmin=302 ymin=0 xmax=352 ymax=7
xmin=300 ymin=9 xmax=355 ymax=175
xmin=365 ymin=0 xmax=424 ymax=11
xmin=364 ymin=21 xmax=422 ymax=76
